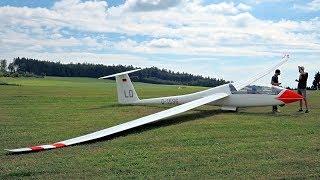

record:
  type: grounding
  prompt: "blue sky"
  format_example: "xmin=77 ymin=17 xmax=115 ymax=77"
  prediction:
xmin=0 ymin=0 xmax=319 ymax=87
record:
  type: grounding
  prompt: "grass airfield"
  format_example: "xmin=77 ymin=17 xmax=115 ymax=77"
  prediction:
xmin=0 ymin=76 xmax=320 ymax=178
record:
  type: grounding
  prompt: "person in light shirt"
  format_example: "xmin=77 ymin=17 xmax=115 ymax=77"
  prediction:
xmin=295 ymin=66 xmax=309 ymax=113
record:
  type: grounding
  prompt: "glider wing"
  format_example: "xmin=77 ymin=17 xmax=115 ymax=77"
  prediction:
xmin=6 ymin=93 xmax=228 ymax=153
xmin=233 ymin=54 xmax=289 ymax=91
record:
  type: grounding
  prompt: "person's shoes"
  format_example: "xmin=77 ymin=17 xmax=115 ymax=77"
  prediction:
xmin=305 ymin=110 xmax=309 ymax=113
xmin=298 ymin=109 xmax=303 ymax=112
xmin=273 ymin=110 xmax=280 ymax=113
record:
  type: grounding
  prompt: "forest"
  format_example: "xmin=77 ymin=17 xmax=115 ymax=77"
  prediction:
xmin=0 ymin=58 xmax=228 ymax=87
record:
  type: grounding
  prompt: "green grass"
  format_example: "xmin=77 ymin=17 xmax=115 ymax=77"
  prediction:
xmin=0 ymin=76 xmax=320 ymax=178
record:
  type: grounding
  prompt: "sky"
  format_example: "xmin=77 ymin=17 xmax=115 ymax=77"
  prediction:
xmin=0 ymin=0 xmax=319 ymax=87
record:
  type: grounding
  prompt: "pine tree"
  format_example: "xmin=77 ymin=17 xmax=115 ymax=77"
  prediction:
xmin=312 ymin=72 xmax=320 ymax=90
xmin=0 ymin=59 xmax=7 ymax=73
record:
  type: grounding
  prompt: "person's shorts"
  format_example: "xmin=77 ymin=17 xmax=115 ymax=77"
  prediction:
xmin=297 ymin=89 xmax=307 ymax=99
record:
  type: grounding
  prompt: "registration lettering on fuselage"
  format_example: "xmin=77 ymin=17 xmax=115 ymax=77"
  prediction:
xmin=161 ymin=98 xmax=179 ymax=104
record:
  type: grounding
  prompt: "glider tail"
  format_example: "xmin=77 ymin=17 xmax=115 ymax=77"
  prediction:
xmin=115 ymin=73 xmax=140 ymax=104
xmin=99 ymin=69 xmax=141 ymax=104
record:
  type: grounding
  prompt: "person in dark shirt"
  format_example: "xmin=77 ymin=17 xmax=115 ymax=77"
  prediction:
xmin=295 ymin=66 xmax=309 ymax=113
xmin=271 ymin=69 xmax=281 ymax=113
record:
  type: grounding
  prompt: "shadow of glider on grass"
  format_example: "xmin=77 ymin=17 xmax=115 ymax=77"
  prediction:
xmin=6 ymin=54 xmax=303 ymax=153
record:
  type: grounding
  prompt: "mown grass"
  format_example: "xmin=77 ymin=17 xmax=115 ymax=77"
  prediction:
xmin=0 ymin=76 xmax=319 ymax=178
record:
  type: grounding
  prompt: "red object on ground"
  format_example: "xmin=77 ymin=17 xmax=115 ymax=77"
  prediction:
xmin=53 ymin=143 xmax=66 ymax=148
xmin=30 ymin=146 xmax=44 ymax=151
xmin=277 ymin=89 xmax=303 ymax=103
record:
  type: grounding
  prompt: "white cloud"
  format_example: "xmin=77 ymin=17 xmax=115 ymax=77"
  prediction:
xmin=294 ymin=0 xmax=320 ymax=12
xmin=252 ymin=0 xmax=285 ymax=4
xmin=1 ymin=0 xmax=318 ymax=51
xmin=0 ymin=0 xmax=319 ymax=87
xmin=236 ymin=3 xmax=252 ymax=11
xmin=121 ymin=0 xmax=182 ymax=11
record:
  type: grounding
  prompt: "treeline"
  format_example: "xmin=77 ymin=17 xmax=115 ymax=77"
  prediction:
xmin=313 ymin=72 xmax=320 ymax=90
xmin=2 ymin=57 xmax=228 ymax=87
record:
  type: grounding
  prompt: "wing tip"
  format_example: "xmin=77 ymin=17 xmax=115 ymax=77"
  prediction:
xmin=5 ymin=143 xmax=68 ymax=154
xmin=4 ymin=148 xmax=31 ymax=154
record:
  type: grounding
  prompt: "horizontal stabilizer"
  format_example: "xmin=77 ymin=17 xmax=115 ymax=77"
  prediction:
xmin=98 ymin=69 xmax=141 ymax=79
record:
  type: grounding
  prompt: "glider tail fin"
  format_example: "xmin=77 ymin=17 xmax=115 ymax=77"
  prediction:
xmin=115 ymin=73 xmax=140 ymax=104
xmin=99 ymin=69 xmax=141 ymax=104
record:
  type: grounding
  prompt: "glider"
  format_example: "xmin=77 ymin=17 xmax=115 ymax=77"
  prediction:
xmin=6 ymin=54 xmax=303 ymax=153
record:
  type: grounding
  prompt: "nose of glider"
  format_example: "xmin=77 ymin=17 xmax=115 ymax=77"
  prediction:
xmin=277 ymin=89 xmax=303 ymax=104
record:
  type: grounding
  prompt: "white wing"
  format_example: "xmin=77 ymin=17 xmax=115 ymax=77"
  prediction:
xmin=6 ymin=93 xmax=228 ymax=153
xmin=233 ymin=54 xmax=289 ymax=91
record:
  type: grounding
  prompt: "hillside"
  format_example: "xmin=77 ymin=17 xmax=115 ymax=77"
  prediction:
xmin=7 ymin=57 xmax=227 ymax=87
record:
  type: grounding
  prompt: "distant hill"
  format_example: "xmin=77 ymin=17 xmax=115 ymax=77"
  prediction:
xmin=10 ymin=57 xmax=228 ymax=87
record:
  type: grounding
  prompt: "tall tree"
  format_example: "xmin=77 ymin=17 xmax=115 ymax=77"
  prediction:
xmin=312 ymin=72 xmax=320 ymax=90
xmin=8 ymin=63 xmax=15 ymax=73
xmin=0 ymin=59 xmax=7 ymax=73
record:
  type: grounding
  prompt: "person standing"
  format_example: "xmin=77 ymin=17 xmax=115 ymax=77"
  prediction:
xmin=295 ymin=66 xmax=309 ymax=113
xmin=271 ymin=69 xmax=281 ymax=113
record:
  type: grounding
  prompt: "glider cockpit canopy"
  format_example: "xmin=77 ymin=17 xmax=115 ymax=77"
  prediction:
xmin=229 ymin=84 xmax=283 ymax=95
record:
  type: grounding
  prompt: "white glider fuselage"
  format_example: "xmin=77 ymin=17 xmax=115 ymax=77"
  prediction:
xmin=128 ymin=84 xmax=290 ymax=108
xmin=104 ymin=69 xmax=302 ymax=110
